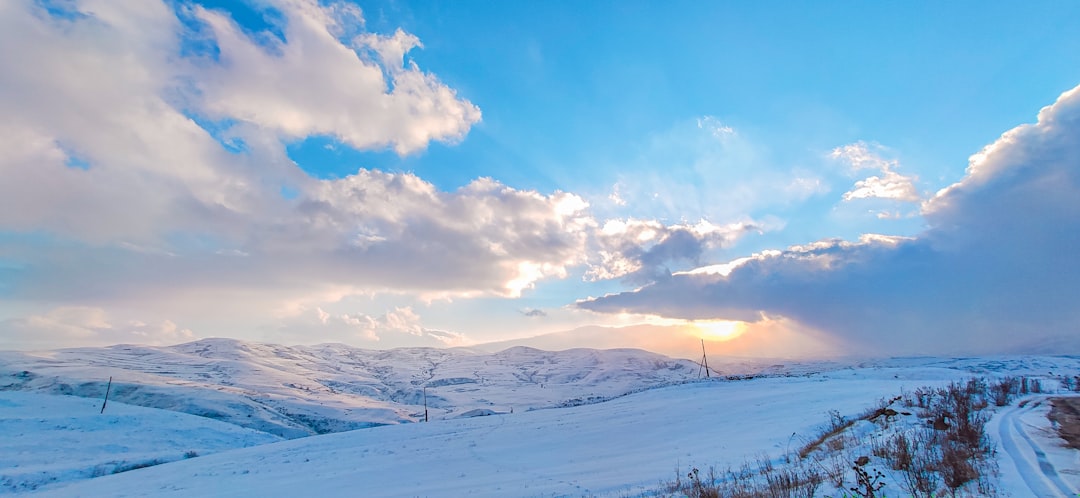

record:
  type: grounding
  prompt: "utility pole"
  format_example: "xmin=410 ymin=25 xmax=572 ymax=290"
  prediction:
xmin=699 ymin=340 xmax=711 ymax=378
xmin=100 ymin=376 xmax=113 ymax=414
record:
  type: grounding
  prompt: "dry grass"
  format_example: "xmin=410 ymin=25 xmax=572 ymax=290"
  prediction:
xmin=1049 ymin=397 xmax=1080 ymax=450
xmin=798 ymin=410 xmax=855 ymax=459
xmin=661 ymin=376 xmax=1035 ymax=497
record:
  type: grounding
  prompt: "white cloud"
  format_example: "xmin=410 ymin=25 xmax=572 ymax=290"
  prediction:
xmin=580 ymin=83 xmax=1080 ymax=355
xmin=608 ymin=183 xmax=627 ymax=206
xmin=0 ymin=0 xmax=593 ymax=349
xmin=831 ymin=141 xmax=920 ymax=203
xmin=696 ymin=115 xmax=735 ymax=140
xmin=842 ymin=169 xmax=920 ymax=202
xmin=191 ymin=1 xmax=480 ymax=154
xmin=1 ymin=307 xmax=196 ymax=350
xmin=274 ymin=306 xmax=466 ymax=348
xmin=830 ymin=142 xmax=892 ymax=171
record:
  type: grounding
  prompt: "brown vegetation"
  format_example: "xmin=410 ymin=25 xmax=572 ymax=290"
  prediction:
xmin=661 ymin=376 xmax=1052 ymax=497
xmin=1048 ymin=397 xmax=1080 ymax=450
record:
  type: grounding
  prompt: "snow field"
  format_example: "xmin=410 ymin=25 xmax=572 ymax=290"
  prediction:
xmin=3 ymin=343 xmax=1079 ymax=497
xmin=0 ymin=340 xmax=703 ymax=439
xmin=25 ymin=366 xmax=979 ymax=497
xmin=0 ymin=392 xmax=280 ymax=494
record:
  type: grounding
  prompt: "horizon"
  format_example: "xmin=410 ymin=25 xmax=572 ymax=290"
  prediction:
xmin=2 ymin=0 xmax=1080 ymax=358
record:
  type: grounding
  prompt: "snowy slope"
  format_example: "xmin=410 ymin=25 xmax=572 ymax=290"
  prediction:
xmin=16 ymin=358 xmax=1080 ymax=498
xmin=0 ymin=392 xmax=279 ymax=494
xmin=4 ymin=345 xmax=1080 ymax=497
xmin=0 ymin=339 xmax=702 ymax=438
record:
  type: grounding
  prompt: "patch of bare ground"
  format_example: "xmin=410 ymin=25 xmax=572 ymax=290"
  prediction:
xmin=1049 ymin=397 xmax=1080 ymax=450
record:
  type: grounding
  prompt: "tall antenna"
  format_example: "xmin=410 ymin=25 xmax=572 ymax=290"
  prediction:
xmin=699 ymin=339 xmax=711 ymax=378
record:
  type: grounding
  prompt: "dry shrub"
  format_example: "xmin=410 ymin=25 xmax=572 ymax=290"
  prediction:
xmin=667 ymin=459 xmax=823 ymax=498
xmin=799 ymin=410 xmax=854 ymax=459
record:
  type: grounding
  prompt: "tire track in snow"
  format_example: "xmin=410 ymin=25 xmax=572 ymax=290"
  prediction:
xmin=997 ymin=398 xmax=1077 ymax=497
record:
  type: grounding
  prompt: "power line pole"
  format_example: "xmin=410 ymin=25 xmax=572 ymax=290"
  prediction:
xmin=100 ymin=376 xmax=113 ymax=414
xmin=699 ymin=340 xmax=711 ymax=378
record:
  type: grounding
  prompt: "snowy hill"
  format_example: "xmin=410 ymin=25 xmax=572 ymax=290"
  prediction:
xmin=3 ymin=342 xmax=1080 ymax=497
xmin=9 ymin=356 xmax=1080 ymax=497
xmin=0 ymin=339 xmax=701 ymax=438
xmin=0 ymin=392 xmax=279 ymax=494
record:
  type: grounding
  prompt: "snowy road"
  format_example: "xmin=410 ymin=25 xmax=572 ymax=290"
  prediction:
xmin=994 ymin=396 xmax=1080 ymax=498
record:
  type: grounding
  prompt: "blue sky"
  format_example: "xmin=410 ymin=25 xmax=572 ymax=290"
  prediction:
xmin=2 ymin=0 xmax=1079 ymax=358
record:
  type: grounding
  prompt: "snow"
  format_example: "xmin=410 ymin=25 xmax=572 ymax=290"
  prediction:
xmin=1 ymin=341 xmax=1079 ymax=497
xmin=992 ymin=396 xmax=1080 ymax=497
xmin=0 ymin=340 xmax=702 ymax=438
xmin=0 ymin=392 xmax=279 ymax=494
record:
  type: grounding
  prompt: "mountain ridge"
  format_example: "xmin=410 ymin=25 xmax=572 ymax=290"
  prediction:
xmin=0 ymin=337 xmax=703 ymax=438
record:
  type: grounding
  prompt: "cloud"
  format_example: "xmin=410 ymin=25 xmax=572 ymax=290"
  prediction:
xmin=0 ymin=0 xmax=479 ymax=240
xmin=585 ymin=218 xmax=773 ymax=285
xmin=842 ymin=169 xmax=919 ymax=202
xmin=600 ymin=117 xmax=830 ymax=224
xmin=1 ymin=171 xmax=596 ymax=313
xmin=580 ymin=84 xmax=1080 ymax=355
xmin=1 ymin=307 xmax=196 ymax=350
xmin=831 ymin=142 xmax=919 ymax=203
xmin=520 ymin=308 xmax=547 ymax=317
xmin=0 ymin=0 xmax=598 ymax=348
xmin=478 ymin=318 xmax=842 ymax=360
xmin=191 ymin=2 xmax=480 ymax=154
xmin=0 ymin=2 xmax=581 ymax=301
xmin=696 ymin=116 xmax=735 ymax=140
xmin=274 ymin=306 xmax=466 ymax=348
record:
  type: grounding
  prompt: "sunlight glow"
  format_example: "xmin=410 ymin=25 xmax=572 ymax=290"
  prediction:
xmin=689 ymin=320 xmax=745 ymax=341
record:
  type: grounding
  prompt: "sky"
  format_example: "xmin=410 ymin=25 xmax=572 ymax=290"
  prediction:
xmin=2 ymin=0 xmax=1080 ymax=359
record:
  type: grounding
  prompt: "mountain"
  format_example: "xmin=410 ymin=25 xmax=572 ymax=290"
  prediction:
xmin=0 ymin=338 xmax=702 ymax=438
xmin=10 ymin=353 xmax=1080 ymax=497
xmin=473 ymin=322 xmax=840 ymax=361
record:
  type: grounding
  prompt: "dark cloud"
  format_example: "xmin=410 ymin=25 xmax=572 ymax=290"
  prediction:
xmin=520 ymin=308 xmax=547 ymax=317
xmin=585 ymin=219 xmax=766 ymax=285
xmin=580 ymin=85 xmax=1080 ymax=355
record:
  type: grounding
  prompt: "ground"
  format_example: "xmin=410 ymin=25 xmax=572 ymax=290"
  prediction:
xmin=1050 ymin=397 xmax=1080 ymax=450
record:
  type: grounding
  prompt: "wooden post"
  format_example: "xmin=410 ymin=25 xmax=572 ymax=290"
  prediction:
xmin=423 ymin=385 xmax=429 ymax=422
xmin=100 ymin=376 xmax=113 ymax=414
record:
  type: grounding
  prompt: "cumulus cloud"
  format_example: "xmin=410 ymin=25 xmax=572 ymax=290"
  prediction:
xmin=1 ymin=307 xmax=196 ymax=350
xmin=585 ymin=218 xmax=771 ymax=285
xmin=580 ymin=84 xmax=1080 ymax=355
xmin=842 ymin=169 xmax=920 ymax=202
xmin=832 ymin=142 xmax=920 ymax=203
xmin=0 ymin=0 xmax=595 ymax=348
xmin=0 ymin=0 xmax=481 ymax=243
xmin=2 ymin=171 xmax=595 ymax=311
xmin=191 ymin=2 xmax=480 ymax=154
xmin=0 ymin=3 xmax=569 ymax=294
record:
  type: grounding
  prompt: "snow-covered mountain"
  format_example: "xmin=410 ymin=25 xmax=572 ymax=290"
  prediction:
xmin=3 ymin=341 xmax=1080 ymax=497
xmin=0 ymin=338 xmax=702 ymax=438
